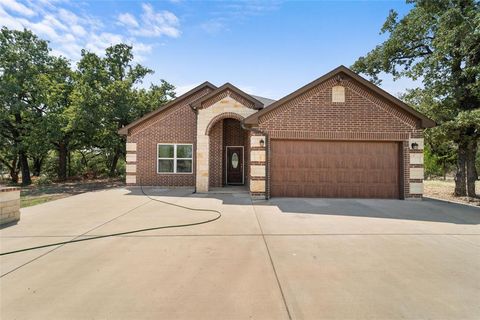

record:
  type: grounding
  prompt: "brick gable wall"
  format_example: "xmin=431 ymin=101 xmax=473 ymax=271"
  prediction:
xmin=257 ymin=76 xmax=424 ymax=199
xmin=259 ymin=77 xmax=419 ymax=136
xmin=126 ymin=87 xmax=213 ymax=186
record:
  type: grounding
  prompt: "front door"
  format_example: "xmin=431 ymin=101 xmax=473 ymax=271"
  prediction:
xmin=226 ymin=147 xmax=244 ymax=184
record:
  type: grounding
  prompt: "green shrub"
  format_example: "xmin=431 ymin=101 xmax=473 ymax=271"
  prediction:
xmin=35 ymin=175 xmax=52 ymax=186
xmin=424 ymin=144 xmax=455 ymax=179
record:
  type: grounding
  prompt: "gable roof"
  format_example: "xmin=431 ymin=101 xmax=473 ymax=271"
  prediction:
xmin=118 ymin=81 xmax=217 ymax=135
xmin=190 ymin=83 xmax=264 ymax=110
xmin=243 ymin=65 xmax=435 ymax=128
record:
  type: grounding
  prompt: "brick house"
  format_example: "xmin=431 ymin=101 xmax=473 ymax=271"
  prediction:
xmin=119 ymin=66 xmax=434 ymax=200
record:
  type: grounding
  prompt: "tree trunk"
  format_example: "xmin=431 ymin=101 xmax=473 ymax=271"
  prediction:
xmin=58 ymin=143 xmax=68 ymax=181
xmin=454 ymin=142 xmax=467 ymax=196
xmin=32 ymin=157 xmax=43 ymax=176
xmin=10 ymin=157 xmax=19 ymax=184
xmin=67 ymin=151 xmax=71 ymax=178
xmin=19 ymin=150 xmax=31 ymax=185
xmin=466 ymin=141 xmax=477 ymax=198
xmin=10 ymin=166 xmax=19 ymax=184
xmin=442 ymin=160 xmax=447 ymax=180
xmin=109 ymin=149 xmax=120 ymax=176
xmin=0 ymin=156 xmax=19 ymax=184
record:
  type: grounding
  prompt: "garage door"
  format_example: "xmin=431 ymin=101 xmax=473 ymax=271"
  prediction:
xmin=270 ymin=140 xmax=400 ymax=198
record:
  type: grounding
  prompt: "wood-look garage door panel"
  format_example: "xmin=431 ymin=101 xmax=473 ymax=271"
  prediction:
xmin=271 ymin=140 xmax=400 ymax=198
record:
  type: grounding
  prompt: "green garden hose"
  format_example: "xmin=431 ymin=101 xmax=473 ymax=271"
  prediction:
xmin=0 ymin=186 xmax=221 ymax=256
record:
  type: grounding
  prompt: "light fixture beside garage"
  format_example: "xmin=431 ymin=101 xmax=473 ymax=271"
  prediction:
xmin=259 ymin=139 xmax=265 ymax=148
xmin=411 ymin=142 xmax=419 ymax=150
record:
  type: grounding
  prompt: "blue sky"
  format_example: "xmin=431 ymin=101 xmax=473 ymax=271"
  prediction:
xmin=1 ymin=0 xmax=416 ymax=99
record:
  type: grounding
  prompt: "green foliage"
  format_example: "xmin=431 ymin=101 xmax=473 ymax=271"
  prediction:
xmin=0 ymin=28 xmax=176 ymax=183
xmin=34 ymin=175 xmax=52 ymax=186
xmin=423 ymin=144 xmax=455 ymax=179
xmin=402 ymin=88 xmax=457 ymax=178
xmin=0 ymin=27 xmax=56 ymax=184
xmin=74 ymin=44 xmax=176 ymax=176
xmin=352 ymin=0 xmax=480 ymax=196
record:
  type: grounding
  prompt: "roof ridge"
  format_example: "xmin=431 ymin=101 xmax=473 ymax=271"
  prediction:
xmin=118 ymin=81 xmax=217 ymax=135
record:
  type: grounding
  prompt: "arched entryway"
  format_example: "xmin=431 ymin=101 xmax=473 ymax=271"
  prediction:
xmin=207 ymin=116 xmax=250 ymax=187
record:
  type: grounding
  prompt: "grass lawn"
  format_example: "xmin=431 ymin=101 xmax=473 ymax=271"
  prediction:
xmin=20 ymin=194 xmax=70 ymax=208
xmin=424 ymin=179 xmax=480 ymax=206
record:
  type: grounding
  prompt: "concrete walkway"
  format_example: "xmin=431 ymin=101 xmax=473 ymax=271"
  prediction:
xmin=1 ymin=188 xmax=479 ymax=319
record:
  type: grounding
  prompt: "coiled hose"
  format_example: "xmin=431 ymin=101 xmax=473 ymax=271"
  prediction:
xmin=0 ymin=186 xmax=221 ymax=256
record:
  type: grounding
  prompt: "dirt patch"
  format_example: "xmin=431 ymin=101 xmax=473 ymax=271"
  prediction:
xmin=19 ymin=178 xmax=124 ymax=208
xmin=424 ymin=180 xmax=480 ymax=206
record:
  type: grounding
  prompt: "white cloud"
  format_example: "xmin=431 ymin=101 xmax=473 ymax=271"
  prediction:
xmin=29 ymin=20 xmax=60 ymax=39
xmin=71 ymin=24 xmax=87 ymax=37
xmin=0 ymin=0 xmax=36 ymax=17
xmin=0 ymin=6 xmax=28 ymax=29
xmin=43 ymin=14 xmax=68 ymax=32
xmin=118 ymin=3 xmax=181 ymax=38
xmin=57 ymin=8 xmax=79 ymax=25
xmin=118 ymin=13 xmax=139 ymax=28
xmin=199 ymin=0 xmax=280 ymax=35
xmin=86 ymin=32 xmax=125 ymax=55
xmin=0 ymin=1 xmax=179 ymax=63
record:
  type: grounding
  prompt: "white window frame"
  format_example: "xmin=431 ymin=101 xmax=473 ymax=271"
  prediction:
xmin=157 ymin=143 xmax=193 ymax=174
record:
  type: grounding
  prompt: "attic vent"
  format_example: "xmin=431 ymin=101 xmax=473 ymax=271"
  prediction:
xmin=332 ymin=86 xmax=345 ymax=103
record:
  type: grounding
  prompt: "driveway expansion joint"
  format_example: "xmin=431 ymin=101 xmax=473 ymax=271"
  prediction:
xmin=0 ymin=199 xmax=152 ymax=278
xmin=251 ymin=200 xmax=293 ymax=320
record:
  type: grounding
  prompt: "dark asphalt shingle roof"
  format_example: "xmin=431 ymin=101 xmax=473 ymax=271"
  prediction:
xmin=250 ymin=95 xmax=276 ymax=108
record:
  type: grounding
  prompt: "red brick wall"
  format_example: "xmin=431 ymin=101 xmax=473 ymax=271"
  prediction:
xmin=207 ymin=118 xmax=249 ymax=187
xmin=224 ymin=119 xmax=244 ymax=146
xmin=126 ymin=87 xmax=213 ymax=186
xmin=257 ymin=76 xmax=423 ymax=199
xmin=223 ymin=119 xmax=249 ymax=185
xmin=259 ymin=77 xmax=419 ymax=135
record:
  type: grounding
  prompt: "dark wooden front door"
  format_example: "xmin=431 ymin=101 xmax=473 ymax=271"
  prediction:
xmin=226 ymin=147 xmax=243 ymax=184
xmin=271 ymin=140 xmax=400 ymax=198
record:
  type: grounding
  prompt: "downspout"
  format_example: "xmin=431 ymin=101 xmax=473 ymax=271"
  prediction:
xmin=241 ymin=121 xmax=270 ymax=200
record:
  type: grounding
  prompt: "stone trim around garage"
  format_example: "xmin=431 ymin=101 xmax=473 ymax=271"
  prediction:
xmin=1 ymin=187 xmax=21 ymax=225
xmin=249 ymin=135 xmax=267 ymax=199
xmin=406 ymin=137 xmax=424 ymax=199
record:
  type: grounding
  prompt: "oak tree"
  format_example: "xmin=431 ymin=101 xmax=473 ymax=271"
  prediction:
xmin=352 ymin=0 xmax=480 ymax=197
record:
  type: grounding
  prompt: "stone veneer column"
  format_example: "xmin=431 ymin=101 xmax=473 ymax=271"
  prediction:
xmin=196 ymin=134 xmax=210 ymax=192
xmin=408 ymin=137 xmax=424 ymax=199
xmin=250 ymin=135 xmax=267 ymax=199
xmin=1 ymin=187 xmax=20 ymax=225
xmin=126 ymin=142 xmax=137 ymax=185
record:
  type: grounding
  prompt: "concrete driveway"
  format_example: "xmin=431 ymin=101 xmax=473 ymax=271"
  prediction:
xmin=1 ymin=188 xmax=479 ymax=319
